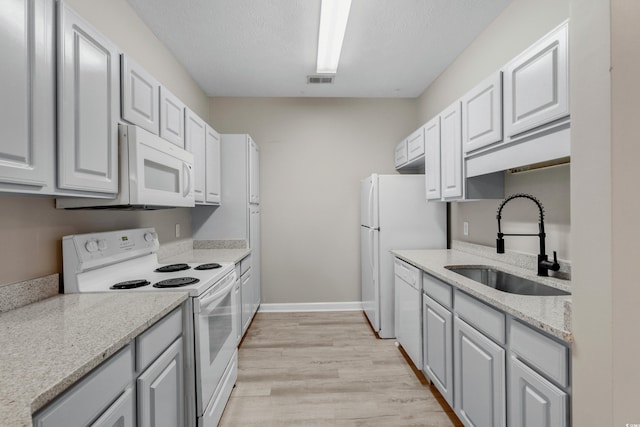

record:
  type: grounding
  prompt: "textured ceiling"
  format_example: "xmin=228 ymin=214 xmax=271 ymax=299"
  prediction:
xmin=126 ymin=0 xmax=512 ymax=98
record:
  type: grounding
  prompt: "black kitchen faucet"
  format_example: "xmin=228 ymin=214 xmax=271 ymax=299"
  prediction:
xmin=496 ymin=193 xmax=560 ymax=277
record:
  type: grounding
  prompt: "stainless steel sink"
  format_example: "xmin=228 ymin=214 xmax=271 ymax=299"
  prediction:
xmin=445 ymin=266 xmax=570 ymax=296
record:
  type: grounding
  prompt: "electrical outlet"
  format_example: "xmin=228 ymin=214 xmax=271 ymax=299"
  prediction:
xmin=463 ymin=221 xmax=469 ymax=236
xmin=175 ymin=223 xmax=181 ymax=238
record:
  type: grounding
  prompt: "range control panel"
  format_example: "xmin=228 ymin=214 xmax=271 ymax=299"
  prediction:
xmin=63 ymin=228 xmax=160 ymax=272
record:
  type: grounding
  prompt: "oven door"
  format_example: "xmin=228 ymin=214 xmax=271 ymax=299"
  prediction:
xmin=127 ymin=125 xmax=195 ymax=207
xmin=193 ymin=270 xmax=238 ymax=416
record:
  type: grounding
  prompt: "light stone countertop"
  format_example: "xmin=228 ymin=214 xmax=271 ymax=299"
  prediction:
xmin=391 ymin=249 xmax=573 ymax=343
xmin=159 ymin=248 xmax=251 ymax=265
xmin=0 ymin=292 xmax=188 ymax=427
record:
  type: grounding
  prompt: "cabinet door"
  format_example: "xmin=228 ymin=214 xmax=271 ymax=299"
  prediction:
xmin=454 ymin=316 xmax=505 ymax=427
xmin=462 ymin=71 xmax=503 ymax=153
xmin=159 ymin=86 xmax=185 ymax=148
xmin=504 ymin=22 xmax=569 ymax=138
xmin=423 ymin=294 xmax=453 ymax=406
xmin=0 ymin=0 xmax=55 ymax=192
xmin=234 ymin=276 xmax=242 ymax=344
xmin=440 ymin=102 xmax=463 ymax=200
xmin=407 ymin=128 xmax=425 ymax=162
xmin=424 ymin=116 xmax=441 ymax=200
xmin=249 ymin=205 xmax=261 ymax=313
xmin=120 ymin=54 xmax=159 ymax=134
xmin=205 ymin=125 xmax=221 ymax=204
xmin=137 ymin=338 xmax=184 ymax=427
xmin=394 ymin=140 xmax=408 ymax=168
xmin=241 ymin=269 xmax=252 ymax=334
xmin=57 ymin=1 xmax=119 ymax=194
xmin=90 ymin=387 xmax=135 ymax=427
xmin=185 ymin=110 xmax=206 ymax=203
xmin=248 ymin=136 xmax=260 ymax=204
xmin=508 ymin=355 xmax=568 ymax=427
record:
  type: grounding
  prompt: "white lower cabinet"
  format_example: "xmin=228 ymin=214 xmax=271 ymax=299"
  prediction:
xmin=454 ymin=316 xmax=506 ymax=427
xmin=422 ymin=294 xmax=453 ymax=406
xmin=137 ymin=337 xmax=184 ymax=427
xmin=240 ymin=255 xmax=253 ymax=336
xmin=508 ymin=355 xmax=568 ymax=427
xmin=33 ymin=307 xmax=184 ymax=427
xmin=90 ymin=386 xmax=135 ymax=427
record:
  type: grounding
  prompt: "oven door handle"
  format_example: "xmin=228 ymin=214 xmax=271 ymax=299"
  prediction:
xmin=196 ymin=273 xmax=236 ymax=312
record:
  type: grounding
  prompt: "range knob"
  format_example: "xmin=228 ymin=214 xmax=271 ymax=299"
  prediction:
xmin=85 ymin=240 xmax=99 ymax=253
xmin=97 ymin=239 xmax=108 ymax=251
xmin=144 ymin=232 xmax=157 ymax=242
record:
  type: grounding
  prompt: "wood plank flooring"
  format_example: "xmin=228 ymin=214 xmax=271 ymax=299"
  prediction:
xmin=219 ymin=311 xmax=463 ymax=427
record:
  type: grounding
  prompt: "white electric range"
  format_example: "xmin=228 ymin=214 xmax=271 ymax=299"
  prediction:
xmin=62 ymin=227 xmax=238 ymax=427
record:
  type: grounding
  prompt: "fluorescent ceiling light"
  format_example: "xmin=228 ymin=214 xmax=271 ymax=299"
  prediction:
xmin=316 ymin=0 xmax=352 ymax=74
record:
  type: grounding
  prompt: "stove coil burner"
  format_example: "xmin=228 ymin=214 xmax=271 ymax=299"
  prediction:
xmin=153 ymin=277 xmax=200 ymax=288
xmin=194 ymin=263 xmax=222 ymax=270
xmin=111 ymin=279 xmax=151 ymax=290
xmin=155 ymin=263 xmax=191 ymax=273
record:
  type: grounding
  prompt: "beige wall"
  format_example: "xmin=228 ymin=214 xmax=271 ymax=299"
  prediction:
xmin=417 ymin=0 xmax=571 ymax=259
xmin=571 ymin=0 xmax=640 ymax=422
xmin=210 ymin=97 xmax=418 ymax=303
xmin=0 ymin=0 xmax=207 ymax=286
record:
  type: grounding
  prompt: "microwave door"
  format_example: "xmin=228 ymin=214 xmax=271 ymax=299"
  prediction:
xmin=130 ymin=133 xmax=195 ymax=207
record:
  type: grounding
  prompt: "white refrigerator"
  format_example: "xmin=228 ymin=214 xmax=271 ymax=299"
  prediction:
xmin=361 ymin=174 xmax=446 ymax=338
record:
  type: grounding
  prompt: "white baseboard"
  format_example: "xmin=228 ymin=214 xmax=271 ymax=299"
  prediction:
xmin=258 ymin=301 xmax=363 ymax=313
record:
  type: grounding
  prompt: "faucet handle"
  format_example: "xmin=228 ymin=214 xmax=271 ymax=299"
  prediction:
xmin=551 ymin=251 xmax=560 ymax=271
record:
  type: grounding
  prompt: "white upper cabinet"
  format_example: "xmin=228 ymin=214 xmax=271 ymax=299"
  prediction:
xmin=407 ymin=127 xmax=425 ymax=162
xmin=249 ymin=137 xmax=260 ymax=204
xmin=185 ymin=109 xmax=206 ymax=203
xmin=205 ymin=125 xmax=221 ymax=204
xmin=503 ymin=21 xmax=569 ymax=138
xmin=0 ymin=0 xmax=56 ymax=193
xmin=440 ymin=101 xmax=463 ymax=200
xmin=159 ymin=87 xmax=186 ymax=148
xmin=424 ymin=117 xmax=441 ymax=201
xmin=121 ymin=55 xmax=160 ymax=135
xmin=394 ymin=140 xmax=408 ymax=169
xmin=57 ymin=1 xmax=119 ymax=194
xmin=462 ymin=71 xmax=503 ymax=153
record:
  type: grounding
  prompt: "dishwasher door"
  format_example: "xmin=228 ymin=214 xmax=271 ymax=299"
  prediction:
xmin=394 ymin=258 xmax=422 ymax=368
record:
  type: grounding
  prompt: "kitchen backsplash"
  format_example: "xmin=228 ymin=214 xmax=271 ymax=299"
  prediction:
xmin=0 ymin=274 xmax=59 ymax=313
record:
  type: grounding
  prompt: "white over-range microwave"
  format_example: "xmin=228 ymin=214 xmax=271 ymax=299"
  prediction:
xmin=57 ymin=124 xmax=195 ymax=209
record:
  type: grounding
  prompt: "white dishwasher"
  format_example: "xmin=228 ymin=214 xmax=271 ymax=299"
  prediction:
xmin=394 ymin=258 xmax=422 ymax=368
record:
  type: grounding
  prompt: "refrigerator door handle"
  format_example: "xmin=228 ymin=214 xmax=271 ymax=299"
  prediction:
xmin=369 ymin=229 xmax=375 ymax=273
xmin=368 ymin=180 xmax=375 ymax=227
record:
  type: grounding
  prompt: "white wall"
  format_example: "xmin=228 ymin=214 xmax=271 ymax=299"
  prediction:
xmin=417 ymin=0 xmax=571 ymax=260
xmin=209 ymin=97 xmax=418 ymax=303
xmin=0 ymin=0 xmax=208 ymax=286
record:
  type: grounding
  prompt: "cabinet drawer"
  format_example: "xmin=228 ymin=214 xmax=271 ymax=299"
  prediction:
xmin=394 ymin=258 xmax=420 ymax=289
xmin=510 ymin=319 xmax=569 ymax=387
xmin=423 ymin=272 xmax=452 ymax=309
xmin=33 ymin=344 xmax=134 ymax=427
xmin=136 ymin=307 xmax=182 ymax=372
xmin=241 ymin=254 xmax=252 ymax=275
xmin=455 ymin=290 xmax=505 ymax=345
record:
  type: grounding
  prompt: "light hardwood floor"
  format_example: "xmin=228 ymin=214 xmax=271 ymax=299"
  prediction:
xmin=219 ymin=311 xmax=463 ymax=426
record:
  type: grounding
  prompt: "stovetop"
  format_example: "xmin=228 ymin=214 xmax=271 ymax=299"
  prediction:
xmin=62 ymin=228 xmax=234 ymax=297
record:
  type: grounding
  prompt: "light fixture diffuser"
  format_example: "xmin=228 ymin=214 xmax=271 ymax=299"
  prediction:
xmin=316 ymin=0 xmax=352 ymax=74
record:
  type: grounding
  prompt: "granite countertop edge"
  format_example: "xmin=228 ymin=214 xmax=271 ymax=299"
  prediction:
xmin=391 ymin=248 xmax=573 ymax=343
xmin=0 ymin=292 xmax=188 ymax=427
